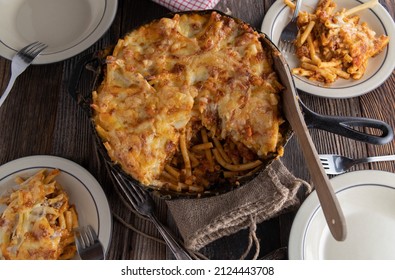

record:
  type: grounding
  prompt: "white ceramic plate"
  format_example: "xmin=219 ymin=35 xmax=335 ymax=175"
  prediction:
xmin=0 ymin=0 xmax=118 ymax=64
xmin=289 ymin=170 xmax=395 ymax=259
xmin=261 ymin=0 xmax=395 ymax=98
xmin=0 ymin=155 xmax=112 ymax=255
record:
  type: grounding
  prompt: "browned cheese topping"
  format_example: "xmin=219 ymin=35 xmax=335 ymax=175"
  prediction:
xmin=92 ymin=12 xmax=285 ymax=191
xmin=0 ymin=170 xmax=79 ymax=260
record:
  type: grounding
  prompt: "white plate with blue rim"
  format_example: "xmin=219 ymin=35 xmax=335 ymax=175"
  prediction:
xmin=261 ymin=0 xmax=395 ymax=98
xmin=0 ymin=155 xmax=112 ymax=256
xmin=289 ymin=170 xmax=395 ymax=259
xmin=0 ymin=0 xmax=118 ymax=64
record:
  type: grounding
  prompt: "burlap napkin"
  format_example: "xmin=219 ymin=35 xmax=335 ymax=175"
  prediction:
xmin=166 ymin=159 xmax=311 ymax=257
xmin=152 ymin=0 xmax=221 ymax=11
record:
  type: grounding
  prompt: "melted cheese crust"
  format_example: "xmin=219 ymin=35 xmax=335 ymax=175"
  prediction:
xmin=294 ymin=0 xmax=389 ymax=82
xmin=93 ymin=12 xmax=284 ymax=187
xmin=0 ymin=170 xmax=77 ymax=260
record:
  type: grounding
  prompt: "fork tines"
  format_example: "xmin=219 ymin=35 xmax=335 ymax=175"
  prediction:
xmin=75 ymin=225 xmax=95 ymax=248
xmin=74 ymin=225 xmax=105 ymax=260
xmin=279 ymin=40 xmax=295 ymax=53
xmin=0 ymin=41 xmax=48 ymax=108
xmin=319 ymin=157 xmax=331 ymax=170
xmin=19 ymin=41 xmax=48 ymax=62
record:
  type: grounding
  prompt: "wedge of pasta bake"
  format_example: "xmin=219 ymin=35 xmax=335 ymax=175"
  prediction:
xmin=0 ymin=169 xmax=79 ymax=260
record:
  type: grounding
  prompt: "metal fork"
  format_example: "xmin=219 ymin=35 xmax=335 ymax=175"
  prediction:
xmin=279 ymin=0 xmax=302 ymax=52
xmin=319 ymin=154 xmax=395 ymax=175
xmin=74 ymin=225 xmax=105 ymax=260
xmin=0 ymin=41 xmax=47 ymax=108
xmin=111 ymin=171 xmax=192 ymax=260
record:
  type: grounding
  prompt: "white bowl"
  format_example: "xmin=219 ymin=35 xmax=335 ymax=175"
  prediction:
xmin=0 ymin=0 xmax=118 ymax=64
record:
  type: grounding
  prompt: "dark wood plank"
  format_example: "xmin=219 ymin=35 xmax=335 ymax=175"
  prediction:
xmin=0 ymin=63 xmax=63 ymax=161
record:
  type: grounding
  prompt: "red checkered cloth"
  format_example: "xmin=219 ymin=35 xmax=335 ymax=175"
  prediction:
xmin=152 ymin=0 xmax=220 ymax=11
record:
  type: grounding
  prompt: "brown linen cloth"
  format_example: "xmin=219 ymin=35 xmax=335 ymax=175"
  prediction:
xmin=166 ymin=159 xmax=310 ymax=253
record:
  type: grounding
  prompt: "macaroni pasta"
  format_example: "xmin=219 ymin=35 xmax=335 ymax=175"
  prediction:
xmin=285 ymin=0 xmax=389 ymax=84
xmin=0 ymin=169 xmax=79 ymax=260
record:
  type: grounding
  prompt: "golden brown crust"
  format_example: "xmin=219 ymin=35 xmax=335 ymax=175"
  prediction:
xmin=0 ymin=170 xmax=78 ymax=260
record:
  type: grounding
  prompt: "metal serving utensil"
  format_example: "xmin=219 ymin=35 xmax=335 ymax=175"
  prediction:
xmin=320 ymin=154 xmax=395 ymax=175
xmin=74 ymin=225 xmax=105 ymax=260
xmin=0 ymin=41 xmax=47 ymax=108
xmin=279 ymin=0 xmax=302 ymax=52
xmin=111 ymin=170 xmax=192 ymax=260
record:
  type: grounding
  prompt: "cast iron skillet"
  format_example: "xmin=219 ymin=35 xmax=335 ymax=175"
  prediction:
xmin=68 ymin=10 xmax=394 ymax=198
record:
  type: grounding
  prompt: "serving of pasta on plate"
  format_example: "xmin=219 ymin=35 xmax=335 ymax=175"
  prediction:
xmin=0 ymin=169 xmax=79 ymax=260
xmin=262 ymin=0 xmax=395 ymax=97
xmin=285 ymin=0 xmax=389 ymax=84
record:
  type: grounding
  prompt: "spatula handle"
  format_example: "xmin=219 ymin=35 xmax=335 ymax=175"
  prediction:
xmin=294 ymin=121 xmax=347 ymax=241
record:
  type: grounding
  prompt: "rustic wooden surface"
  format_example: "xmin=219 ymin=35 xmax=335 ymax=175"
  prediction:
xmin=0 ymin=0 xmax=394 ymax=260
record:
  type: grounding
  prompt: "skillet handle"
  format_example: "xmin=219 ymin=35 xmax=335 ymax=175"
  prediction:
xmin=67 ymin=52 xmax=102 ymax=114
xmin=301 ymin=102 xmax=394 ymax=145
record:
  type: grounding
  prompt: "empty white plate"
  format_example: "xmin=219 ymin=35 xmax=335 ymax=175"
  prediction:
xmin=0 ymin=0 xmax=118 ymax=64
xmin=289 ymin=170 xmax=395 ymax=260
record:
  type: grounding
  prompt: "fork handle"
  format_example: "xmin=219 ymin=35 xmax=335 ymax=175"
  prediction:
xmin=149 ymin=214 xmax=192 ymax=260
xmin=354 ymin=155 xmax=395 ymax=165
xmin=0 ymin=74 xmax=17 ymax=108
xmin=291 ymin=0 xmax=302 ymax=21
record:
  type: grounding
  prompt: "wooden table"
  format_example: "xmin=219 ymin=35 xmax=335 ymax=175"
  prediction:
xmin=0 ymin=0 xmax=394 ymax=260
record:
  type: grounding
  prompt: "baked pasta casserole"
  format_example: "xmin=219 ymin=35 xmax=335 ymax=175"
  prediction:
xmin=92 ymin=11 xmax=286 ymax=193
xmin=285 ymin=0 xmax=389 ymax=84
xmin=0 ymin=169 xmax=79 ymax=260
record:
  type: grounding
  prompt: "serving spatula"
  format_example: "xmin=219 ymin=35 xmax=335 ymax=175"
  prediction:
xmin=264 ymin=37 xmax=347 ymax=241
